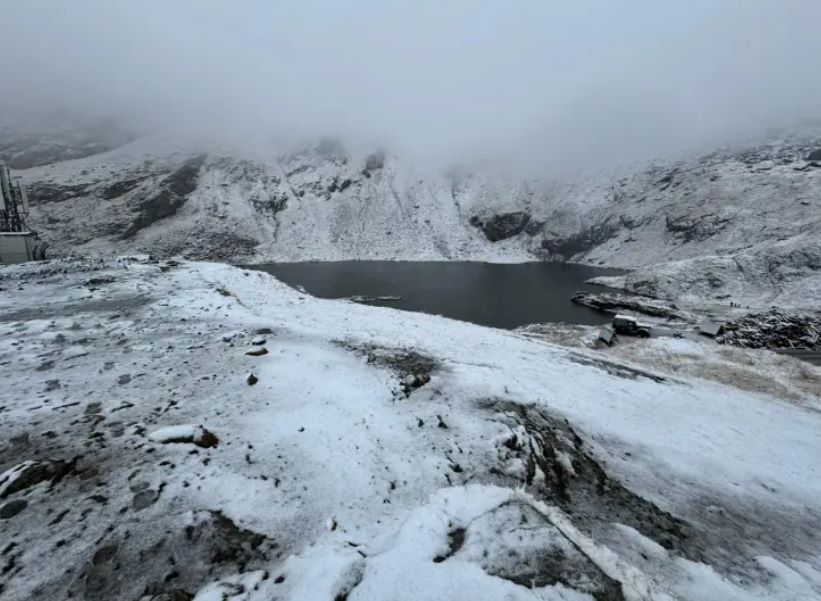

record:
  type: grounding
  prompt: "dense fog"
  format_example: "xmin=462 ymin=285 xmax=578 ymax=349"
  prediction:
xmin=2 ymin=1 xmax=820 ymax=169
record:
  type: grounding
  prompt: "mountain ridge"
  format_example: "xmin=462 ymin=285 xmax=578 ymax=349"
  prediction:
xmin=8 ymin=126 xmax=821 ymax=308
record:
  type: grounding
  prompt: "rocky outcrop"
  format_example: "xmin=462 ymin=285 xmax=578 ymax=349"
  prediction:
xmin=0 ymin=459 xmax=73 ymax=498
xmin=717 ymin=310 xmax=821 ymax=350
xmin=665 ymin=213 xmax=731 ymax=243
xmin=807 ymin=149 xmax=821 ymax=161
xmin=121 ymin=155 xmax=205 ymax=238
xmin=26 ymin=182 xmax=92 ymax=204
xmin=470 ymin=212 xmax=531 ymax=242
xmin=540 ymin=220 xmax=620 ymax=259
xmin=362 ymin=151 xmax=385 ymax=176
xmin=570 ymin=290 xmax=695 ymax=321
xmin=71 ymin=510 xmax=273 ymax=601
xmin=99 ymin=176 xmax=151 ymax=200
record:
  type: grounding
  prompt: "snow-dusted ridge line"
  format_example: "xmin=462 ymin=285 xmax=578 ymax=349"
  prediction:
xmin=12 ymin=127 xmax=821 ymax=308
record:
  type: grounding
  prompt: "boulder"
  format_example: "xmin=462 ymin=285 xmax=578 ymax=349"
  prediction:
xmin=665 ymin=213 xmax=731 ymax=243
xmin=147 ymin=425 xmax=219 ymax=448
xmin=0 ymin=499 xmax=27 ymax=519
xmin=524 ymin=219 xmax=545 ymax=236
xmin=571 ymin=291 xmax=695 ymax=322
xmin=0 ymin=459 xmax=72 ymax=498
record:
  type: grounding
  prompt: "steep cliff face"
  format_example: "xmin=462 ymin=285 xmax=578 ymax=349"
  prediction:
xmin=12 ymin=127 xmax=821 ymax=306
xmin=18 ymin=136 xmax=555 ymax=262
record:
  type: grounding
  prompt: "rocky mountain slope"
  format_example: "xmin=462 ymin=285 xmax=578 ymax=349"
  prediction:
xmin=6 ymin=126 xmax=821 ymax=307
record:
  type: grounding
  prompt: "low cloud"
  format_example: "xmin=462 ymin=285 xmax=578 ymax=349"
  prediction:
xmin=2 ymin=0 xmax=820 ymax=170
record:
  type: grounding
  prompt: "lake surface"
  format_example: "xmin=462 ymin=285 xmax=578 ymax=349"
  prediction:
xmin=247 ymin=261 xmax=626 ymax=329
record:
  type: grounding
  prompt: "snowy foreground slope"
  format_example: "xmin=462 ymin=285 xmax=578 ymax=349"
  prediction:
xmin=12 ymin=127 xmax=821 ymax=308
xmin=1 ymin=258 xmax=820 ymax=601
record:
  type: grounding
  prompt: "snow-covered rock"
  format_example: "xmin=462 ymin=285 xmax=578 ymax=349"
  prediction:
xmin=147 ymin=425 xmax=219 ymax=448
xmin=590 ymin=234 xmax=821 ymax=309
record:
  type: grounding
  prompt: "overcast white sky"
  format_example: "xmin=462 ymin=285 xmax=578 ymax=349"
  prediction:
xmin=1 ymin=1 xmax=820 ymax=169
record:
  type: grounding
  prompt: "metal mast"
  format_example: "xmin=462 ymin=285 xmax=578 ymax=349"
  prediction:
xmin=0 ymin=162 xmax=30 ymax=233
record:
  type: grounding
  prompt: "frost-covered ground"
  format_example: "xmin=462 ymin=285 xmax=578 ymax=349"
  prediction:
xmin=1 ymin=258 xmax=820 ymax=601
xmin=518 ymin=323 xmax=821 ymax=408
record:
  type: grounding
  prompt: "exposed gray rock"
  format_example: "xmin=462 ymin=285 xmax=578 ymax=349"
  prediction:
xmin=91 ymin=544 xmax=118 ymax=566
xmin=571 ymin=291 xmax=695 ymax=321
xmin=26 ymin=182 xmax=91 ymax=205
xmin=343 ymin=343 xmax=438 ymax=398
xmin=472 ymin=212 xmax=531 ymax=242
xmin=122 ymin=155 xmax=206 ymax=238
xmin=345 ymin=294 xmax=402 ymax=304
xmin=589 ymin=235 xmax=821 ymax=309
xmin=665 ymin=213 xmax=732 ymax=243
xmin=0 ymin=459 xmax=72 ymax=498
xmin=524 ymin=219 xmax=545 ymax=236
xmin=132 ymin=489 xmax=159 ymax=511
xmin=140 ymin=591 xmax=194 ymax=601
xmin=0 ymin=499 xmax=27 ymax=519
xmin=71 ymin=510 xmax=273 ymax=601
xmin=541 ymin=220 xmax=619 ymax=259
xmin=245 ymin=347 xmax=269 ymax=357
xmin=148 ymin=426 xmax=220 ymax=448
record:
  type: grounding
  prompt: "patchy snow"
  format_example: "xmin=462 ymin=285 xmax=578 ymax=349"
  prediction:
xmin=590 ymin=234 xmax=821 ymax=310
xmin=519 ymin=323 xmax=821 ymax=408
xmin=191 ymin=570 xmax=268 ymax=601
xmin=1 ymin=258 xmax=820 ymax=600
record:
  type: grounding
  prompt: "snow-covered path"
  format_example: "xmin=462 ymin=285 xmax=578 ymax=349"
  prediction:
xmin=1 ymin=258 xmax=819 ymax=601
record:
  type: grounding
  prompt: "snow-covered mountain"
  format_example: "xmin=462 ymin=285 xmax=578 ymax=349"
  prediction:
xmin=7 ymin=126 xmax=821 ymax=307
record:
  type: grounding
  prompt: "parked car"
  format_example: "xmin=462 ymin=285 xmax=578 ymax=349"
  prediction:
xmin=612 ymin=315 xmax=651 ymax=338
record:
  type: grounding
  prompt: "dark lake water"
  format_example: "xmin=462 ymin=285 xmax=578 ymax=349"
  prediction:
xmin=246 ymin=261 xmax=626 ymax=329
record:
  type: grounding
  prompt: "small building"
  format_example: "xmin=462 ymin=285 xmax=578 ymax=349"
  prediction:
xmin=0 ymin=232 xmax=39 ymax=264
xmin=0 ymin=161 xmax=42 ymax=264
xmin=597 ymin=328 xmax=617 ymax=347
xmin=699 ymin=321 xmax=726 ymax=338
